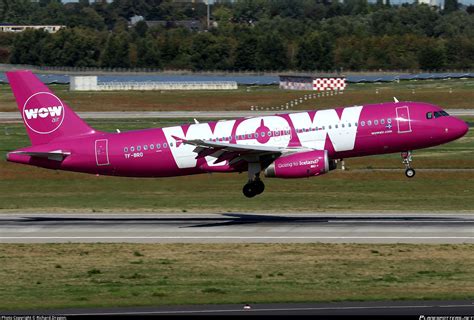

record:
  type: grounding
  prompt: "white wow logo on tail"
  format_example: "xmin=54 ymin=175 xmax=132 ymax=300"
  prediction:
xmin=23 ymin=92 xmax=65 ymax=134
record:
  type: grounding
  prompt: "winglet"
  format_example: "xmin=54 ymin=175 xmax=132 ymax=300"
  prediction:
xmin=393 ymin=97 xmax=399 ymax=103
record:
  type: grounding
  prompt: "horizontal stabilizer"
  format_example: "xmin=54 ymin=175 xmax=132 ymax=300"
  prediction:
xmin=13 ymin=150 xmax=70 ymax=161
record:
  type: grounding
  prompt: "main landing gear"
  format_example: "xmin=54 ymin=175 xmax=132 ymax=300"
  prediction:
xmin=243 ymin=178 xmax=265 ymax=198
xmin=243 ymin=162 xmax=265 ymax=198
xmin=401 ymin=151 xmax=416 ymax=178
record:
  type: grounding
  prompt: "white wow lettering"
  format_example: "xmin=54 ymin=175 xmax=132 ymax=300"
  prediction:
xmin=289 ymin=106 xmax=363 ymax=152
xmin=24 ymin=106 xmax=63 ymax=119
xmin=163 ymin=107 xmax=363 ymax=169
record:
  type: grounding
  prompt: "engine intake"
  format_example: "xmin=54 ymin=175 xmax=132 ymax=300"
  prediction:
xmin=264 ymin=150 xmax=331 ymax=179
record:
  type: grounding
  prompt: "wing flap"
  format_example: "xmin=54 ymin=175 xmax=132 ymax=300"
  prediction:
xmin=185 ymin=139 xmax=284 ymax=153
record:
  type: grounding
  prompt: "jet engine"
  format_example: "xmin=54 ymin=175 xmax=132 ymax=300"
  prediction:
xmin=264 ymin=150 xmax=335 ymax=179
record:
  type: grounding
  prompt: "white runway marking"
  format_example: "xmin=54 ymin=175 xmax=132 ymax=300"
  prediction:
xmin=62 ymin=304 xmax=474 ymax=316
xmin=1 ymin=236 xmax=474 ymax=240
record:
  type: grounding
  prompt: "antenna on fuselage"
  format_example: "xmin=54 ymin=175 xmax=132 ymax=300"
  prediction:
xmin=393 ymin=97 xmax=399 ymax=103
xmin=194 ymin=118 xmax=199 ymax=124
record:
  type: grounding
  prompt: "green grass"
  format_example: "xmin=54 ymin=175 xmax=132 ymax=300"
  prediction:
xmin=1 ymin=119 xmax=473 ymax=212
xmin=1 ymin=78 xmax=474 ymax=112
xmin=0 ymin=243 xmax=473 ymax=310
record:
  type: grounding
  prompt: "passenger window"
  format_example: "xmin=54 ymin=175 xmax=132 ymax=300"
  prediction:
xmin=387 ymin=118 xmax=392 ymax=124
xmin=381 ymin=119 xmax=385 ymax=124
xmin=124 ymin=147 xmax=128 ymax=153
xmin=348 ymin=123 xmax=351 ymax=127
xmin=342 ymin=124 xmax=345 ymax=128
xmin=163 ymin=143 xmax=168 ymax=148
xmin=367 ymin=120 xmax=372 ymax=126
xmin=329 ymin=125 xmax=332 ymax=130
xmin=426 ymin=112 xmax=433 ymax=119
xmin=361 ymin=121 xmax=365 ymax=126
xmin=150 ymin=144 xmax=154 ymax=150
xmin=170 ymin=142 xmax=173 ymax=147
xmin=144 ymin=145 xmax=148 ymax=151
xmin=156 ymin=144 xmax=161 ymax=149
xmin=374 ymin=120 xmax=378 ymax=125
xmin=354 ymin=122 xmax=358 ymax=127
xmin=137 ymin=146 xmax=141 ymax=151
xmin=131 ymin=146 xmax=135 ymax=152
xmin=335 ymin=124 xmax=338 ymax=129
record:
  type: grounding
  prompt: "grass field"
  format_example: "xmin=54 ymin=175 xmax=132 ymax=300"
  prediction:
xmin=1 ymin=79 xmax=474 ymax=112
xmin=0 ymin=243 xmax=473 ymax=310
xmin=1 ymin=119 xmax=473 ymax=212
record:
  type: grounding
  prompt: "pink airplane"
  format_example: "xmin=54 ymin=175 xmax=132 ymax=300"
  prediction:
xmin=6 ymin=71 xmax=469 ymax=198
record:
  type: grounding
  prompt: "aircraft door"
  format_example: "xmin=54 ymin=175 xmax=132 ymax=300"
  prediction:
xmin=396 ymin=106 xmax=412 ymax=133
xmin=95 ymin=139 xmax=110 ymax=166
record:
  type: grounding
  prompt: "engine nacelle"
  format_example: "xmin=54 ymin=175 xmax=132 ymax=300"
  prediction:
xmin=264 ymin=150 xmax=332 ymax=179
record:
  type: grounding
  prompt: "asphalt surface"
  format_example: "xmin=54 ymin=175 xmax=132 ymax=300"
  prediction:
xmin=0 ymin=212 xmax=473 ymax=244
xmin=2 ymin=300 xmax=474 ymax=316
xmin=0 ymin=108 xmax=473 ymax=120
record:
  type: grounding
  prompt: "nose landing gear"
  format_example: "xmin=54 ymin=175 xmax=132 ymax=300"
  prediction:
xmin=401 ymin=151 xmax=416 ymax=178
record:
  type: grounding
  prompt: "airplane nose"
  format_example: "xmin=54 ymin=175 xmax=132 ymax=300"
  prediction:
xmin=446 ymin=118 xmax=469 ymax=140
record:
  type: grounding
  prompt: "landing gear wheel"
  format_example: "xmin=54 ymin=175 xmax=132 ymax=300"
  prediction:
xmin=243 ymin=183 xmax=257 ymax=198
xmin=405 ymin=168 xmax=416 ymax=178
xmin=242 ymin=180 xmax=265 ymax=198
xmin=254 ymin=180 xmax=265 ymax=195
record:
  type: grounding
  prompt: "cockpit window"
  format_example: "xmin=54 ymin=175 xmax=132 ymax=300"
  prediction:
xmin=427 ymin=111 xmax=449 ymax=119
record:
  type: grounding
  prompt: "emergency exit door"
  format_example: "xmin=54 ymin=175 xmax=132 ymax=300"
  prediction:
xmin=95 ymin=139 xmax=110 ymax=166
xmin=396 ymin=106 xmax=412 ymax=133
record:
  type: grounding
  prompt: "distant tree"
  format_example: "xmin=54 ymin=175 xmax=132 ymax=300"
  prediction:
xmin=467 ymin=5 xmax=474 ymax=15
xmin=100 ymin=32 xmax=130 ymax=68
xmin=41 ymin=28 xmax=102 ymax=67
xmin=134 ymin=20 xmax=149 ymax=37
xmin=10 ymin=29 xmax=49 ymax=65
xmin=0 ymin=47 xmax=10 ymax=63
xmin=137 ymin=36 xmax=161 ymax=68
xmin=1 ymin=0 xmax=35 ymax=24
xmin=444 ymin=0 xmax=459 ymax=14
xmin=190 ymin=33 xmax=233 ymax=70
xmin=234 ymin=33 xmax=258 ymax=71
xmin=296 ymin=32 xmax=324 ymax=71
xmin=255 ymin=32 xmax=288 ymax=71
xmin=418 ymin=43 xmax=446 ymax=70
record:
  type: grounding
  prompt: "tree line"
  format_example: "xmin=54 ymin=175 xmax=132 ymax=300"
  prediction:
xmin=1 ymin=0 xmax=474 ymax=71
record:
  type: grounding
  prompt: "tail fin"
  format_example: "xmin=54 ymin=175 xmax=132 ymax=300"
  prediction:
xmin=6 ymin=70 xmax=96 ymax=145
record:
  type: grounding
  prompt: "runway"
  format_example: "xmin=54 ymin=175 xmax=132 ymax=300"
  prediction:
xmin=0 ymin=212 xmax=473 ymax=244
xmin=0 ymin=108 xmax=473 ymax=121
xmin=3 ymin=300 xmax=474 ymax=316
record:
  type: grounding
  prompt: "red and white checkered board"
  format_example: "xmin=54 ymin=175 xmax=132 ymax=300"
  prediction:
xmin=312 ymin=78 xmax=346 ymax=91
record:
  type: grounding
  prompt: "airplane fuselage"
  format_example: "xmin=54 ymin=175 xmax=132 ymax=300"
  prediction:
xmin=8 ymin=102 xmax=468 ymax=179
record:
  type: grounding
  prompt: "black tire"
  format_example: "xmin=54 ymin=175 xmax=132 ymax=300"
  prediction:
xmin=243 ymin=183 xmax=257 ymax=198
xmin=254 ymin=180 xmax=265 ymax=195
xmin=405 ymin=168 xmax=416 ymax=178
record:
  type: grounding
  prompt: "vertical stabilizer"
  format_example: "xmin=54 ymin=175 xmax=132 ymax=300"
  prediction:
xmin=6 ymin=70 xmax=96 ymax=145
